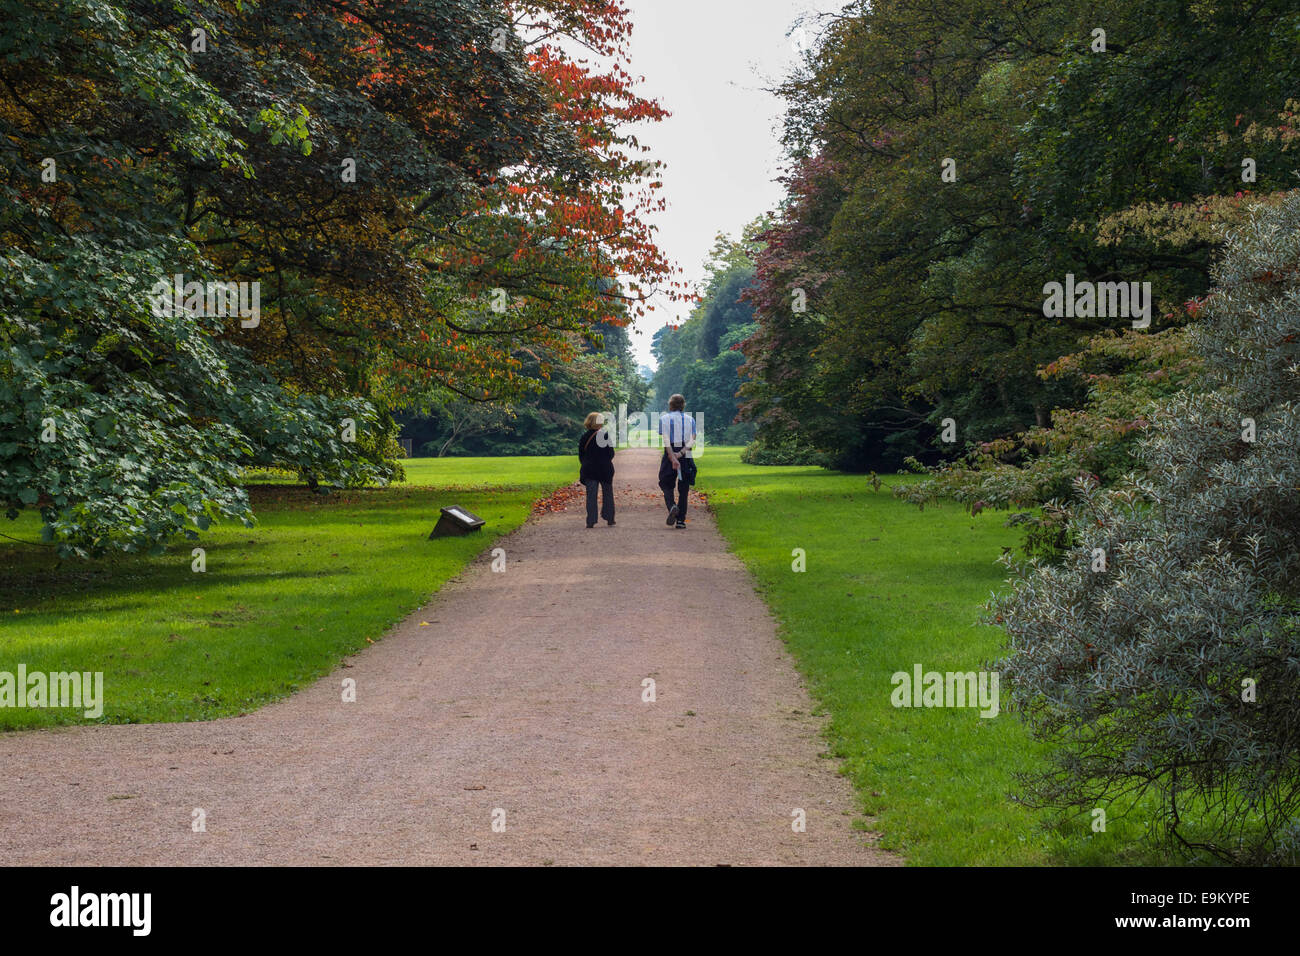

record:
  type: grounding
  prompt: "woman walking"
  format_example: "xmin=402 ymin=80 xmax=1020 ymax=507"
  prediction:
xmin=578 ymin=412 xmax=616 ymax=528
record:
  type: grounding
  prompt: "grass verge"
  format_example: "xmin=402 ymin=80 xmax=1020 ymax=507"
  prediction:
xmin=700 ymin=447 xmax=1157 ymax=865
xmin=0 ymin=456 xmax=572 ymax=729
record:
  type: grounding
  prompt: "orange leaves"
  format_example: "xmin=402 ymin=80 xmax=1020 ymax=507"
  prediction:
xmin=530 ymin=482 xmax=584 ymax=516
xmin=319 ymin=0 xmax=681 ymax=408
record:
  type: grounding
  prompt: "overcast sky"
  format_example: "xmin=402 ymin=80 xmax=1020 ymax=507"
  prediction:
xmin=617 ymin=0 xmax=842 ymax=367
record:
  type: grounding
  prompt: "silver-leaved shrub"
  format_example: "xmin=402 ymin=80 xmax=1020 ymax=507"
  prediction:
xmin=993 ymin=190 xmax=1300 ymax=863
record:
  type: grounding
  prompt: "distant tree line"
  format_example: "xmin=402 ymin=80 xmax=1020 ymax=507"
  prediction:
xmin=650 ymin=225 xmax=764 ymax=446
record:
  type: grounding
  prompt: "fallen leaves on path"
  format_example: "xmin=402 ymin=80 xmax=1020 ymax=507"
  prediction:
xmin=530 ymin=482 xmax=584 ymax=516
xmin=532 ymin=485 xmax=710 ymax=516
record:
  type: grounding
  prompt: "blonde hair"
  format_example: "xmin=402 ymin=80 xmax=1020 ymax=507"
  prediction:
xmin=668 ymin=394 xmax=686 ymax=411
xmin=583 ymin=412 xmax=605 ymax=430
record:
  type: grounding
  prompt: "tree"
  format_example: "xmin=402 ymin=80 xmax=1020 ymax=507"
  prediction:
xmin=400 ymin=323 xmax=642 ymax=456
xmin=652 ymin=224 xmax=761 ymax=442
xmin=0 ymin=0 xmax=392 ymax=557
xmin=1 ymin=0 xmax=676 ymax=556
xmin=897 ymin=183 xmax=1297 ymax=557
xmin=993 ymin=191 xmax=1300 ymax=863
xmin=738 ymin=0 xmax=1300 ymax=471
xmin=423 ymin=399 xmax=516 ymax=457
xmin=897 ymin=326 xmax=1201 ymax=558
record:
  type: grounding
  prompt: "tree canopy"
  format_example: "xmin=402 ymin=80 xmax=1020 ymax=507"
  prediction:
xmin=739 ymin=0 xmax=1300 ymax=471
xmin=1 ymin=0 xmax=676 ymax=556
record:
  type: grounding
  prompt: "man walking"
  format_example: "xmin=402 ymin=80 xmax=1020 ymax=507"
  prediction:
xmin=658 ymin=393 xmax=697 ymax=529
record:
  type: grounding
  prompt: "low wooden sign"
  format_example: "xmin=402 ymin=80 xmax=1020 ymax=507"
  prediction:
xmin=428 ymin=505 xmax=486 ymax=539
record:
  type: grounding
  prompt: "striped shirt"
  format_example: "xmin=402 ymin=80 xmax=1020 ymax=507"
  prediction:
xmin=659 ymin=410 xmax=696 ymax=449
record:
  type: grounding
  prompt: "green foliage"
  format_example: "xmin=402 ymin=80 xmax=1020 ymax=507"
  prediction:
xmin=2 ymin=0 xmax=659 ymax=552
xmin=398 ymin=320 xmax=643 ymax=456
xmin=897 ymin=327 xmax=1202 ymax=558
xmin=740 ymin=0 xmax=1300 ymax=470
xmin=994 ymin=193 xmax=1300 ymax=863
xmin=651 ymin=224 xmax=762 ymax=441
xmin=739 ymin=433 xmax=826 ymax=467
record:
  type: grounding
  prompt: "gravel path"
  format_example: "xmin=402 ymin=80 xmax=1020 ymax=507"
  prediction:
xmin=0 ymin=449 xmax=896 ymax=866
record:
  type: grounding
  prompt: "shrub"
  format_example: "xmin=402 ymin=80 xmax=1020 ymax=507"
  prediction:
xmin=992 ymin=192 xmax=1300 ymax=863
xmin=897 ymin=328 xmax=1201 ymax=559
xmin=740 ymin=435 xmax=828 ymax=466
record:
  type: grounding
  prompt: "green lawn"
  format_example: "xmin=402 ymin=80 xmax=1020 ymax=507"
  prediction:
xmin=0 ymin=456 xmax=574 ymax=729
xmin=699 ymin=448 xmax=1155 ymax=865
xmin=0 ymin=446 xmax=1177 ymax=863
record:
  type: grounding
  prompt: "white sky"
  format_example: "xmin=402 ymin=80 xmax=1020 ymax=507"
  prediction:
xmin=616 ymin=0 xmax=844 ymax=367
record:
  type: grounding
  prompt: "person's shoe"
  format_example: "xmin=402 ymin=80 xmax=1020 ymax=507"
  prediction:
xmin=666 ymin=505 xmax=678 ymax=526
xmin=606 ymin=519 xmax=616 ymax=526
xmin=587 ymin=522 xmax=596 ymax=529
xmin=675 ymin=521 xmax=686 ymax=529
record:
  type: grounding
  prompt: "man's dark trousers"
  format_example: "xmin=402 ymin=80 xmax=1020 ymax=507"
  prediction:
xmin=658 ymin=449 xmax=695 ymax=520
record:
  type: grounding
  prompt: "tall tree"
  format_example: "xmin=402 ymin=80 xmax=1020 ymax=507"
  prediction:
xmin=739 ymin=0 xmax=1300 ymax=470
xmin=1 ymin=0 xmax=675 ymax=556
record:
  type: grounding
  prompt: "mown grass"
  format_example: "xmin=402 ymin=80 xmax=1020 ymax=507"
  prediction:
xmin=0 ymin=456 xmax=573 ymax=729
xmin=1 ymin=446 xmax=1200 ymax=863
xmin=699 ymin=448 xmax=1161 ymax=865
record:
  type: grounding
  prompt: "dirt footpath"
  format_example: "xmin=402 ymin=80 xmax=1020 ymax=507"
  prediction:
xmin=0 ymin=448 xmax=897 ymax=866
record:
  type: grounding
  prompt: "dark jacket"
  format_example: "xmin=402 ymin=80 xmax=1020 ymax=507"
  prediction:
xmin=579 ymin=428 xmax=615 ymax=483
xmin=659 ymin=449 xmax=696 ymax=489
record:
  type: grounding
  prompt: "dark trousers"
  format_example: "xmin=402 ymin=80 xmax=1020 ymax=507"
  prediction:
xmin=584 ymin=479 xmax=614 ymax=525
xmin=660 ymin=472 xmax=688 ymax=520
